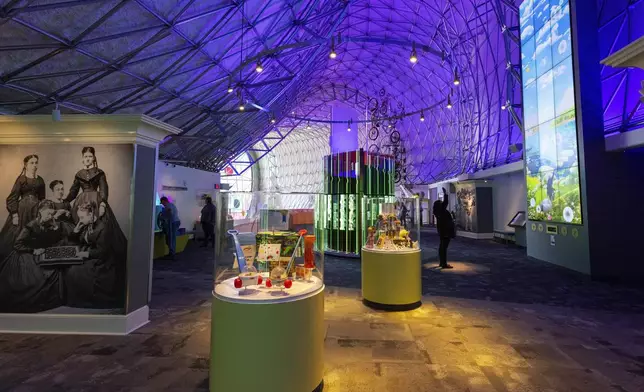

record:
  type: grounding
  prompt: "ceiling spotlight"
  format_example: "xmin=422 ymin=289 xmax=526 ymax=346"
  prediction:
xmin=306 ymin=122 xmax=311 ymax=130
xmin=271 ymin=117 xmax=276 ymax=124
xmin=347 ymin=120 xmax=352 ymax=132
xmin=453 ymin=69 xmax=460 ymax=86
xmin=409 ymin=42 xmax=418 ymax=64
xmin=237 ymin=91 xmax=244 ymax=111
xmin=255 ymin=59 xmax=264 ymax=73
xmin=501 ymin=103 xmax=507 ymax=110
xmin=291 ymin=111 xmax=295 ymax=115
xmin=330 ymin=36 xmax=337 ymax=59
xmin=446 ymin=95 xmax=453 ymax=109
xmin=227 ymin=83 xmax=234 ymax=93
xmin=420 ymin=110 xmax=425 ymax=122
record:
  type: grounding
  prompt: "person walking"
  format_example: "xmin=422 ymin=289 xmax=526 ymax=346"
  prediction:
xmin=433 ymin=187 xmax=455 ymax=269
xmin=399 ymin=202 xmax=409 ymax=227
xmin=160 ymin=197 xmax=180 ymax=260
xmin=200 ymin=197 xmax=216 ymax=248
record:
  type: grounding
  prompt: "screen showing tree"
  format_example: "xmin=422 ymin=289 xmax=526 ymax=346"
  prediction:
xmin=520 ymin=0 xmax=582 ymax=225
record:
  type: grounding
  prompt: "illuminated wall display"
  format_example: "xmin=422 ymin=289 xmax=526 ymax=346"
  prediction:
xmin=520 ymin=0 xmax=582 ymax=225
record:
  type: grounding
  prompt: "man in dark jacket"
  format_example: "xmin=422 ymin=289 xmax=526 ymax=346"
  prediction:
xmin=433 ymin=187 xmax=454 ymax=269
xmin=200 ymin=197 xmax=216 ymax=248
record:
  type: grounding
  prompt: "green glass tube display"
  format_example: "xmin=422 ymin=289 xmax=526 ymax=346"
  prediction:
xmin=316 ymin=149 xmax=395 ymax=256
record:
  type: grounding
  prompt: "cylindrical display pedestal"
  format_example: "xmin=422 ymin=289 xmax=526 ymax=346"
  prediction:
xmin=210 ymin=287 xmax=325 ymax=392
xmin=361 ymin=247 xmax=421 ymax=311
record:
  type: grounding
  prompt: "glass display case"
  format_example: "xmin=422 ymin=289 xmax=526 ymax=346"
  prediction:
xmin=360 ymin=195 xmax=422 ymax=311
xmin=213 ymin=191 xmax=324 ymax=302
xmin=210 ymin=190 xmax=327 ymax=392
xmin=362 ymin=196 xmax=421 ymax=252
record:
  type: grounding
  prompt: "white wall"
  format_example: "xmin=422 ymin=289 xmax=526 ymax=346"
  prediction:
xmin=491 ymin=171 xmax=526 ymax=232
xmin=156 ymin=164 xmax=220 ymax=231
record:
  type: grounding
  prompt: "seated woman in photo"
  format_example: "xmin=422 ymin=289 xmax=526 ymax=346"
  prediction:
xmin=49 ymin=180 xmax=73 ymax=224
xmin=0 ymin=200 xmax=73 ymax=313
xmin=64 ymin=201 xmax=124 ymax=309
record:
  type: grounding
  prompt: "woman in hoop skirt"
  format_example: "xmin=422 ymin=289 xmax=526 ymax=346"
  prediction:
xmin=0 ymin=200 xmax=71 ymax=313
xmin=64 ymin=147 xmax=127 ymax=307
xmin=0 ymin=155 xmax=46 ymax=261
xmin=65 ymin=201 xmax=122 ymax=308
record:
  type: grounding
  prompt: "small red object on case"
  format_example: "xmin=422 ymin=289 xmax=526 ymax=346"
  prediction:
xmin=234 ymin=278 xmax=242 ymax=288
xmin=266 ymin=279 xmax=272 ymax=288
xmin=284 ymin=279 xmax=292 ymax=289
xmin=257 ymin=275 xmax=263 ymax=285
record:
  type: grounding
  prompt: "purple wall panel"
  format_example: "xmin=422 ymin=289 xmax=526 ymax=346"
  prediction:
xmin=330 ymin=103 xmax=360 ymax=154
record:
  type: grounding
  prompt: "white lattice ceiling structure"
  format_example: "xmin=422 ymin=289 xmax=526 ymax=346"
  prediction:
xmin=0 ymin=0 xmax=523 ymax=183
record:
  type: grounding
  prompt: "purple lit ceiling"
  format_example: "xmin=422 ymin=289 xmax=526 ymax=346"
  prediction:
xmin=0 ymin=0 xmax=523 ymax=182
xmin=597 ymin=0 xmax=644 ymax=134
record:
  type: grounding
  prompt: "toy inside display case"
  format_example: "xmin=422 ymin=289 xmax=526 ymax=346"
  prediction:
xmin=362 ymin=196 xmax=421 ymax=252
xmin=213 ymin=191 xmax=324 ymax=302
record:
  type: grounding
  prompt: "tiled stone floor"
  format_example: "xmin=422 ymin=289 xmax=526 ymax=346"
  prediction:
xmin=1 ymin=233 xmax=644 ymax=391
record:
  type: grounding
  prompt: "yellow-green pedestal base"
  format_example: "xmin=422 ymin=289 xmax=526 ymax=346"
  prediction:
xmin=361 ymin=247 xmax=422 ymax=311
xmin=210 ymin=287 xmax=325 ymax=392
xmin=153 ymin=232 xmax=189 ymax=259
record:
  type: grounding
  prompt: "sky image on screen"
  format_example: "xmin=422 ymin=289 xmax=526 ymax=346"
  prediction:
xmin=520 ymin=0 xmax=582 ymax=225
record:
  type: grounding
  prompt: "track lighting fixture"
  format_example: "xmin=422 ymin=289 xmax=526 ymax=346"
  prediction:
xmin=453 ymin=69 xmax=460 ymax=86
xmin=271 ymin=116 xmax=276 ymax=124
xmin=501 ymin=103 xmax=507 ymax=110
xmin=239 ymin=103 xmax=245 ymax=111
xmin=307 ymin=122 xmax=311 ymax=130
xmin=347 ymin=119 xmax=352 ymax=132
xmin=255 ymin=59 xmax=264 ymax=73
xmin=52 ymin=102 xmax=61 ymax=122
xmin=329 ymin=36 xmax=337 ymax=59
xmin=446 ymin=94 xmax=453 ymax=109
xmin=420 ymin=110 xmax=425 ymax=122
xmin=409 ymin=42 xmax=418 ymax=64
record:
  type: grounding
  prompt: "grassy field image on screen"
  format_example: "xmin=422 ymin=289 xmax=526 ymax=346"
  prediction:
xmin=520 ymin=0 xmax=582 ymax=225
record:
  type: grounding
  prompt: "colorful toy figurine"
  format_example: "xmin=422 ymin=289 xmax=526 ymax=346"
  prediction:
xmin=366 ymin=227 xmax=375 ymax=248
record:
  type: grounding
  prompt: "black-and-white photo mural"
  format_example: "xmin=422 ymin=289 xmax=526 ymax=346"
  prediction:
xmin=456 ymin=184 xmax=477 ymax=232
xmin=0 ymin=144 xmax=133 ymax=314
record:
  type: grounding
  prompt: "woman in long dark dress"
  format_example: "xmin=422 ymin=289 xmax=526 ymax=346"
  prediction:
xmin=64 ymin=147 xmax=127 ymax=245
xmin=64 ymin=147 xmax=126 ymax=308
xmin=0 ymin=155 xmax=46 ymax=261
xmin=64 ymin=201 xmax=123 ymax=308
xmin=0 ymin=200 xmax=72 ymax=313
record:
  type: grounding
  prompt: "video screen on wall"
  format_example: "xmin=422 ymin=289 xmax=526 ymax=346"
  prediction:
xmin=520 ymin=0 xmax=582 ymax=225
